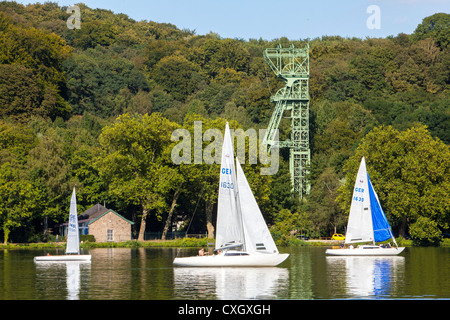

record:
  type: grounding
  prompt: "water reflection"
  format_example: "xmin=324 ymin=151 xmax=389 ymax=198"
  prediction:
xmin=35 ymin=261 xmax=91 ymax=299
xmin=174 ymin=267 xmax=289 ymax=299
xmin=88 ymin=248 xmax=133 ymax=299
xmin=326 ymin=256 xmax=405 ymax=298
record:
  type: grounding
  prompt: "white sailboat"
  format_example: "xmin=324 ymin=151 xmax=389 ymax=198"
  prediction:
xmin=34 ymin=188 xmax=91 ymax=262
xmin=326 ymin=157 xmax=405 ymax=256
xmin=173 ymin=123 xmax=289 ymax=267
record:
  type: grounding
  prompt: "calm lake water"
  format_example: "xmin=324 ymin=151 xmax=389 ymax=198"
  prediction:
xmin=0 ymin=246 xmax=449 ymax=300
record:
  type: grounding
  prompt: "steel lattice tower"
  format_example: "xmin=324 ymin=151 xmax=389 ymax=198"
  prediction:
xmin=263 ymin=44 xmax=310 ymax=199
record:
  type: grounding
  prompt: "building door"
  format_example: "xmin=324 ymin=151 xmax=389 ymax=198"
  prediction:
xmin=107 ymin=229 xmax=114 ymax=242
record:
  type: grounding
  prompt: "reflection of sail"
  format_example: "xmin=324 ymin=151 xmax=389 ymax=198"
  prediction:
xmin=35 ymin=260 xmax=90 ymax=300
xmin=373 ymin=259 xmax=393 ymax=296
xmin=326 ymin=256 xmax=404 ymax=298
xmin=174 ymin=267 xmax=289 ymax=299
xmin=66 ymin=262 xmax=81 ymax=300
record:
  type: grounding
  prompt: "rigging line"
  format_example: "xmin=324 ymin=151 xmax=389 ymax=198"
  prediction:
xmin=185 ymin=186 xmax=204 ymax=236
xmin=175 ymin=186 xmax=204 ymax=258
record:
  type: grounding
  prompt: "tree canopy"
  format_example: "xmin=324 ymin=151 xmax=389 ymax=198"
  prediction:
xmin=337 ymin=125 xmax=449 ymax=241
xmin=0 ymin=2 xmax=448 ymax=245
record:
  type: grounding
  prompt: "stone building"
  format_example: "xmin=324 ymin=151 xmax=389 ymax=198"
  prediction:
xmin=60 ymin=203 xmax=134 ymax=242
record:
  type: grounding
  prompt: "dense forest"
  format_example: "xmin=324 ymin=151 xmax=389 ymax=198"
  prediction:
xmin=0 ymin=1 xmax=448 ymax=245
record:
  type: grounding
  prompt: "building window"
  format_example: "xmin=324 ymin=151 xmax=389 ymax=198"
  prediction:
xmin=107 ymin=229 xmax=114 ymax=242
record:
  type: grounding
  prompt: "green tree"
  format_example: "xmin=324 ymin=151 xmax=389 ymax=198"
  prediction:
xmin=413 ymin=13 xmax=450 ymax=49
xmin=308 ymin=167 xmax=345 ymax=236
xmin=152 ymin=54 xmax=202 ymax=101
xmin=97 ymin=113 xmax=180 ymax=241
xmin=70 ymin=20 xmax=118 ymax=49
xmin=337 ymin=125 xmax=449 ymax=240
xmin=409 ymin=216 xmax=442 ymax=246
xmin=63 ymin=49 xmax=149 ymax=117
xmin=0 ymin=120 xmax=37 ymax=164
xmin=0 ymin=162 xmax=41 ymax=244
xmin=270 ymin=208 xmax=312 ymax=243
xmin=27 ymin=127 xmax=72 ymax=222
xmin=198 ymin=38 xmax=250 ymax=77
xmin=0 ymin=13 xmax=72 ymax=120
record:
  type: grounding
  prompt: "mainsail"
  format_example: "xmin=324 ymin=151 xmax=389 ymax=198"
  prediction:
xmin=345 ymin=157 xmax=396 ymax=245
xmin=345 ymin=157 xmax=373 ymax=244
xmin=65 ymin=188 xmax=80 ymax=254
xmin=215 ymin=123 xmax=244 ymax=250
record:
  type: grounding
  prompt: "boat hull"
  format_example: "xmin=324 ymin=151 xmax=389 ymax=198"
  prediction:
xmin=326 ymin=246 xmax=405 ymax=256
xmin=34 ymin=255 xmax=91 ymax=262
xmin=173 ymin=253 xmax=289 ymax=267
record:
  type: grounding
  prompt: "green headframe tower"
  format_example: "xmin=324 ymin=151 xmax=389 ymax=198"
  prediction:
xmin=263 ymin=44 xmax=310 ymax=199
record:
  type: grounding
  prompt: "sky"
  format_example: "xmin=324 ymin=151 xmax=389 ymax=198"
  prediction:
xmin=14 ymin=0 xmax=450 ymax=40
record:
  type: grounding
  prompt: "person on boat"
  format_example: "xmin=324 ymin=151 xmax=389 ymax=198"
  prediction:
xmin=198 ymin=247 xmax=204 ymax=256
xmin=216 ymin=249 xmax=222 ymax=255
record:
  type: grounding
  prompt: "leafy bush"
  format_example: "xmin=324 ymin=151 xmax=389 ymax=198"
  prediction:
xmin=409 ymin=216 xmax=442 ymax=246
xmin=396 ymin=236 xmax=413 ymax=247
xmin=80 ymin=234 xmax=95 ymax=242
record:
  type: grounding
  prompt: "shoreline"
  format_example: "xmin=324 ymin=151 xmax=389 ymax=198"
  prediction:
xmin=0 ymin=237 xmax=431 ymax=249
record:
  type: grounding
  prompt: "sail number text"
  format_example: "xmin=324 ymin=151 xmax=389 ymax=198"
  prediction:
xmin=353 ymin=187 xmax=364 ymax=202
xmin=221 ymin=169 xmax=234 ymax=189
xmin=222 ymin=168 xmax=232 ymax=175
xmin=221 ymin=181 xmax=234 ymax=189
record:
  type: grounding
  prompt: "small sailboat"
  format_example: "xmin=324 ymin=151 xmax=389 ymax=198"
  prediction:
xmin=34 ymin=188 xmax=91 ymax=262
xmin=173 ymin=123 xmax=289 ymax=267
xmin=326 ymin=157 xmax=405 ymax=256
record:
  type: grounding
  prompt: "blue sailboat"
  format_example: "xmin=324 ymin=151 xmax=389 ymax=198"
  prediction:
xmin=326 ymin=157 xmax=405 ymax=256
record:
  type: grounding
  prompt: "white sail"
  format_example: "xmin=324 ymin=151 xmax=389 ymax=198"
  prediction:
xmin=236 ymin=157 xmax=278 ymax=254
xmin=215 ymin=123 xmax=244 ymax=250
xmin=65 ymin=188 xmax=80 ymax=254
xmin=173 ymin=122 xmax=290 ymax=266
xmin=345 ymin=157 xmax=374 ymax=244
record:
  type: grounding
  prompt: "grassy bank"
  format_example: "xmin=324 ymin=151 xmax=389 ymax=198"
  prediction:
xmin=1 ymin=237 xmax=449 ymax=250
xmin=0 ymin=237 xmax=208 ymax=250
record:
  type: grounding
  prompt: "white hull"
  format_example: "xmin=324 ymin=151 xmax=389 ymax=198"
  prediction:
xmin=173 ymin=253 xmax=289 ymax=267
xmin=34 ymin=255 xmax=91 ymax=262
xmin=326 ymin=246 xmax=405 ymax=256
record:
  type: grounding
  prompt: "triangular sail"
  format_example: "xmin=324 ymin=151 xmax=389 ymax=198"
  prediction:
xmin=345 ymin=157 xmax=374 ymax=244
xmin=65 ymin=188 xmax=80 ymax=254
xmin=236 ymin=157 xmax=278 ymax=254
xmin=368 ymin=174 xmax=395 ymax=243
xmin=215 ymin=123 xmax=245 ymax=250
